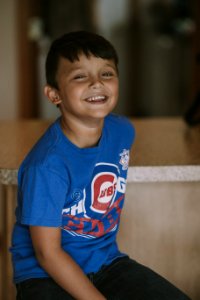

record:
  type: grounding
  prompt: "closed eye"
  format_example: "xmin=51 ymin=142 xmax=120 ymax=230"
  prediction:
xmin=73 ymin=74 xmax=87 ymax=80
xmin=101 ymin=71 xmax=115 ymax=78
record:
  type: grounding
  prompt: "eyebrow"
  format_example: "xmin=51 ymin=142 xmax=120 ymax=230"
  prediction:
xmin=68 ymin=63 xmax=117 ymax=73
xmin=104 ymin=63 xmax=117 ymax=70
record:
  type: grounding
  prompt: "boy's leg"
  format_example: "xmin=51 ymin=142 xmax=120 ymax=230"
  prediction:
xmin=93 ymin=257 xmax=191 ymax=300
xmin=16 ymin=278 xmax=75 ymax=300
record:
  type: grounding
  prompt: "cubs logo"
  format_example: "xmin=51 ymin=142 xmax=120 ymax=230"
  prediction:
xmin=84 ymin=163 xmax=120 ymax=217
xmin=62 ymin=163 xmax=127 ymax=237
xmin=91 ymin=172 xmax=117 ymax=213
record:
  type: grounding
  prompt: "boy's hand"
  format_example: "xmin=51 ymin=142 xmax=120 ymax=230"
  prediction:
xmin=30 ymin=226 xmax=106 ymax=300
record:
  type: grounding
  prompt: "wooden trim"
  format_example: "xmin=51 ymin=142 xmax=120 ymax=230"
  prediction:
xmin=190 ymin=0 xmax=200 ymax=102
xmin=16 ymin=0 xmax=40 ymax=118
xmin=1 ymin=185 xmax=17 ymax=300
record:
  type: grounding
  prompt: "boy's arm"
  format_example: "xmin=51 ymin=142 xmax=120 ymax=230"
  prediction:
xmin=30 ymin=226 xmax=106 ymax=300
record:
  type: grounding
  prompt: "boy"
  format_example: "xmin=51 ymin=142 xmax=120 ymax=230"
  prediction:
xmin=11 ymin=31 xmax=191 ymax=300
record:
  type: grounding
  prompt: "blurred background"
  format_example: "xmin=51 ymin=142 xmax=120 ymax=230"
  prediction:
xmin=0 ymin=0 xmax=199 ymax=120
xmin=1 ymin=2 xmax=200 ymax=300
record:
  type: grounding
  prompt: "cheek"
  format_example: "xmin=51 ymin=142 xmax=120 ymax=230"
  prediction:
xmin=71 ymin=84 xmax=86 ymax=96
xmin=64 ymin=86 xmax=82 ymax=100
xmin=112 ymin=82 xmax=119 ymax=98
xmin=105 ymin=79 xmax=118 ymax=91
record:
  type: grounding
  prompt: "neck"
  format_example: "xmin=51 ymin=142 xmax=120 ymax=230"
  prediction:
xmin=60 ymin=115 xmax=104 ymax=148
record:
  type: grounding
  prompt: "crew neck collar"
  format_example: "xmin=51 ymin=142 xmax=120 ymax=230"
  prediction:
xmin=55 ymin=117 xmax=107 ymax=154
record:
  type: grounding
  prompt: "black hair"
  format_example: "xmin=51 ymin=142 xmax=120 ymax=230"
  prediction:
xmin=45 ymin=31 xmax=119 ymax=89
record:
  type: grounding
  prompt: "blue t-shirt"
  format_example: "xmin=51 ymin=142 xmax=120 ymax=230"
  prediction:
xmin=10 ymin=113 xmax=135 ymax=283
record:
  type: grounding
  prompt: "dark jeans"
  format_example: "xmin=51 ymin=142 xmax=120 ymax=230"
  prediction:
xmin=16 ymin=257 xmax=191 ymax=300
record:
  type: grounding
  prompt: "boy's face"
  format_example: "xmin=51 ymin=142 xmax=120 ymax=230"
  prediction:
xmin=50 ymin=53 xmax=119 ymax=123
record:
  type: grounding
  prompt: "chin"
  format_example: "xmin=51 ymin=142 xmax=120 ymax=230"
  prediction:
xmin=89 ymin=108 xmax=114 ymax=119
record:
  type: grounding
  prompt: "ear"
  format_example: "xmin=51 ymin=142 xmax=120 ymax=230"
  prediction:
xmin=44 ymin=85 xmax=62 ymax=105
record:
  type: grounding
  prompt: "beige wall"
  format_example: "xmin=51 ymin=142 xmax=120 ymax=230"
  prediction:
xmin=0 ymin=0 xmax=17 ymax=119
xmin=118 ymin=181 xmax=200 ymax=300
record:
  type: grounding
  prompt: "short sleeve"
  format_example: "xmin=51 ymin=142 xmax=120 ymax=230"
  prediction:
xmin=18 ymin=166 xmax=68 ymax=227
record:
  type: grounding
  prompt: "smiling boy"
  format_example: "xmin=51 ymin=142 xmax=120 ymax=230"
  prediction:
xmin=11 ymin=31 xmax=191 ymax=300
xmin=45 ymin=52 xmax=119 ymax=148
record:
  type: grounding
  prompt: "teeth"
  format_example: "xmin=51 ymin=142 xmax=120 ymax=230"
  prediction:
xmin=86 ymin=95 xmax=106 ymax=102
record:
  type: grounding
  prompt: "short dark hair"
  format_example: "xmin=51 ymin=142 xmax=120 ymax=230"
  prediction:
xmin=45 ymin=31 xmax=119 ymax=89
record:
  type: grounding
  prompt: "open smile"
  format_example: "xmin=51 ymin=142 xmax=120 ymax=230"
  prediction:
xmin=84 ymin=95 xmax=108 ymax=103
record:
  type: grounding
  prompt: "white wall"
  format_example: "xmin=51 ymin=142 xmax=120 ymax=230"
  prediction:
xmin=0 ymin=0 xmax=17 ymax=119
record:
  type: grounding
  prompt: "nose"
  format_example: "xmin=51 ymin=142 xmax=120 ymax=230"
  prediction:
xmin=89 ymin=76 xmax=103 ymax=89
